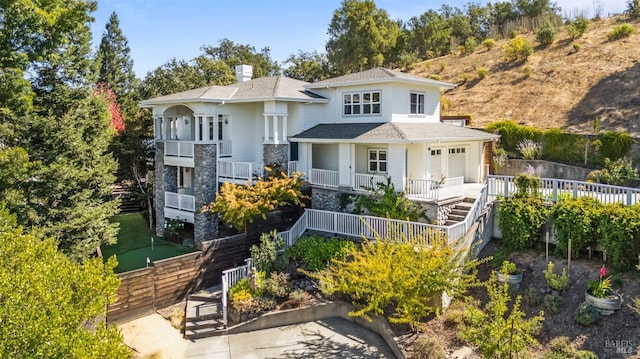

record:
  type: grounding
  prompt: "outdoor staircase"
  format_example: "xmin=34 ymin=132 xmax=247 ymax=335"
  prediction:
xmin=444 ymin=197 xmax=475 ymax=226
xmin=184 ymin=286 xmax=225 ymax=340
xmin=111 ymin=184 xmax=140 ymax=213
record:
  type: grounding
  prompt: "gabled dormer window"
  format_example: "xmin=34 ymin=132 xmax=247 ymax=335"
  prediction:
xmin=344 ymin=91 xmax=380 ymax=116
xmin=410 ymin=92 xmax=425 ymax=114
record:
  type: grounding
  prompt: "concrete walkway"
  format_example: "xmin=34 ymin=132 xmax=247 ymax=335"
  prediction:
xmin=185 ymin=317 xmax=397 ymax=358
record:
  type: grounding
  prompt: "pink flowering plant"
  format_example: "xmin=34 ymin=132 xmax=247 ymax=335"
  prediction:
xmin=588 ymin=265 xmax=612 ymax=298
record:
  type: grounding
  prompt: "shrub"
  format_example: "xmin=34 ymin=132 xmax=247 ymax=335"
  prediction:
xmin=287 ymin=235 xmax=354 ymax=272
xmin=536 ymin=21 xmax=557 ymax=46
xmin=262 ymin=271 xmax=290 ymax=300
xmin=522 ymin=65 xmax=533 ymax=77
xmin=550 ymin=197 xmax=602 ymax=258
xmin=412 ymin=336 xmax=446 ymax=359
xmin=547 ymin=336 xmax=574 ymax=357
xmin=168 ymin=306 xmax=185 ymax=330
xmin=439 ymin=61 xmax=447 ymax=71
xmin=250 ymin=230 xmax=288 ymax=274
xmin=543 ymin=294 xmax=563 ymax=314
xmin=594 ymin=157 xmax=638 ymax=186
xmin=597 ymin=131 xmax=634 ymax=160
xmin=567 ymin=16 xmax=589 ymax=39
xmin=503 ymin=36 xmax=534 ymax=62
xmin=607 ymin=23 xmax=635 ymax=41
xmin=523 ymin=286 xmax=542 ymax=306
xmin=499 ymin=260 xmax=518 ymax=275
xmin=544 ymin=262 xmax=569 ymax=291
xmin=229 ymin=277 xmax=252 ymax=302
xmin=516 ymin=139 xmax=542 ymax=160
xmin=498 ymin=196 xmax=548 ymax=250
xmin=482 ymin=38 xmax=497 ymax=50
xmin=477 ymin=67 xmax=489 ymax=79
xmin=464 ymin=37 xmax=477 ymax=53
xmin=461 ymin=275 xmax=543 ymax=358
xmin=572 ymin=42 xmax=582 ymax=52
xmin=575 ymin=351 xmax=599 ymax=359
xmin=574 ymin=301 xmax=599 ymax=326
xmin=429 ymin=74 xmax=441 ymax=81
xmin=598 ymin=204 xmax=640 ymax=270
xmin=308 ymin=233 xmax=484 ymax=328
xmin=353 ymin=177 xmax=426 ymax=221
xmin=492 ymin=146 xmax=508 ymax=170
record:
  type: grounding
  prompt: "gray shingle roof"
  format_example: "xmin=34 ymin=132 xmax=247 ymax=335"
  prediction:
xmin=290 ymin=122 xmax=499 ymax=143
xmin=305 ymin=67 xmax=456 ymax=90
xmin=140 ymin=77 xmax=326 ymax=105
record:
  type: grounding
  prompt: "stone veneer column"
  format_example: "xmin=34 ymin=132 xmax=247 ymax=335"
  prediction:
xmin=154 ymin=142 xmax=166 ymax=237
xmin=193 ymin=143 xmax=218 ymax=246
xmin=263 ymin=144 xmax=289 ymax=174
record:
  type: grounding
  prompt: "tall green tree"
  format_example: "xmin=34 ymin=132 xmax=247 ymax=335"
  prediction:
xmin=0 ymin=205 xmax=130 ymax=358
xmin=326 ymin=0 xmax=400 ymax=74
xmin=201 ymin=38 xmax=280 ymax=78
xmin=96 ymin=11 xmax=137 ymax=108
xmin=0 ymin=0 xmax=121 ymax=261
xmin=283 ymin=50 xmax=334 ymax=82
xmin=407 ymin=10 xmax=452 ymax=59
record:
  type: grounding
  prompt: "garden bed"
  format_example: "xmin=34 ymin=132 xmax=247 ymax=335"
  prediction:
xmin=401 ymin=239 xmax=640 ymax=358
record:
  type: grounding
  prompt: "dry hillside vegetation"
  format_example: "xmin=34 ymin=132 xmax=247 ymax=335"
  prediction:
xmin=410 ymin=16 xmax=640 ymax=136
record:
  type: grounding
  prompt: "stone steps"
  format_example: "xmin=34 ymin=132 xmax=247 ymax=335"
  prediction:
xmin=184 ymin=286 xmax=226 ymax=340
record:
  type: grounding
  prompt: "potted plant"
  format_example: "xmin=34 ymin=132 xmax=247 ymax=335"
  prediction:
xmin=585 ymin=265 xmax=621 ymax=314
xmin=495 ymin=260 xmax=523 ymax=286
xmin=544 ymin=262 xmax=569 ymax=295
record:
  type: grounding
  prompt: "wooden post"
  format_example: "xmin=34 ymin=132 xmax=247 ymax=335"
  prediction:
xmin=545 ymin=231 xmax=549 ymax=264
xmin=567 ymin=237 xmax=572 ymax=278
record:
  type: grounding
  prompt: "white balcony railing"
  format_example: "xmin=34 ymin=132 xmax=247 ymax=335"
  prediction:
xmin=310 ymin=168 xmax=339 ymax=188
xmin=405 ymin=176 xmax=465 ymax=200
xmin=165 ymin=191 xmax=195 ymax=212
xmin=487 ymin=175 xmax=640 ymax=205
xmin=218 ymin=140 xmax=232 ymax=157
xmin=288 ymin=161 xmax=299 ymax=176
xmin=218 ymin=161 xmax=264 ymax=181
xmin=353 ymin=173 xmax=388 ymax=191
xmin=164 ymin=140 xmax=194 ymax=158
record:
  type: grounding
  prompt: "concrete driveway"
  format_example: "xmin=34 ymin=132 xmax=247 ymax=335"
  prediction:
xmin=185 ymin=317 xmax=397 ymax=358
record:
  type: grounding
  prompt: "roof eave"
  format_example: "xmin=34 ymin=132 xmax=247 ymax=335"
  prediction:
xmin=290 ymin=136 xmax=498 ymax=143
xmin=305 ymin=77 xmax=456 ymax=90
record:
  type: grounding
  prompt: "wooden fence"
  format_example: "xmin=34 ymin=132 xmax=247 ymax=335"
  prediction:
xmin=107 ymin=234 xmax=247 ymax=324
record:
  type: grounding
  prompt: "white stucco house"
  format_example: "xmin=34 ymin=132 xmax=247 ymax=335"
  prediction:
xmin=140 ymin=65 xmax=499 ymax=243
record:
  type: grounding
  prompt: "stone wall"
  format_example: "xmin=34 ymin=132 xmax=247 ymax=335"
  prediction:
xmin=154 ymin=143 xmax=165 ymax=236
xmin=193 ymin=144 xmax=218 ymax=245
xmin=496 ymin=159 xmax=593 ymax=180
xmin=311 ymin=187 xmax=345 ymax=212
xmin=263 ymin=144 xmax=289 ymax=173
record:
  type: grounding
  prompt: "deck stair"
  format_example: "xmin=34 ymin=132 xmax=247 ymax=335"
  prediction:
xmin=444 ymin=197 xmax=475 ymax=226
xmin=184 ymin=286 xmax=225 ymax=340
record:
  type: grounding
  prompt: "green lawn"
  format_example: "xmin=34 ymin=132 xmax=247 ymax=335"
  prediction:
xmin=102 ymin=213 xmax=197 ymax=273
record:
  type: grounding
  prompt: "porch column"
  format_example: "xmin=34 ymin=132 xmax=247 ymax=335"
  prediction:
xmin=159 ymin=116 xmax=166 ymax=140
xmin=387 ymin=144 xmax=405 ymax=190
xmin=338 ymin=143 xmax=352 ymax=188
xmin=282 ymin=115 xmax=288 ymax=143
xmin=273 ymin=115 xmax=279 ymax=144
xmin=264 ymin=115 xmax=269 ymax=143
xmin=204 ymin=116 xmax=212 ymax=142
xmin=194 ymin=115 xmax=202 ymax=142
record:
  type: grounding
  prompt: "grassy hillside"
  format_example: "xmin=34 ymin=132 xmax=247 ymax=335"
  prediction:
xmin=409 ymin=16 xmax=640 ymax=136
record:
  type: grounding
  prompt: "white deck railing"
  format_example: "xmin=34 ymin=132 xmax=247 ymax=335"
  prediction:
xmin=164 ymin=140 xmax=194 ymax=158
xmin=310 ymin=168 xmax=339 ymax=188
xmin=353 ymin=173 xmax=388 ymax=191
xmin=218 ymin=140 xmax=232 ymax=157
xmin=405 ymin=176 xmax=465 ymax=200
xmin=164 ymin=192 xmax=195 ymax=212
xmin=287 ymin=161 xmax=299 ymax=176
xmin=487 ymin=175 xmax=640 ymax=205
xmin=221 ymin=258 xmax=253 ymax=327
xmin=218 ymin=161 xmax=263 ymax=181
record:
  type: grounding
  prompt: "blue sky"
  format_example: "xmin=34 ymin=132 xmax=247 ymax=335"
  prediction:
xmin=89 ymin=0 xmax=627 ymax=78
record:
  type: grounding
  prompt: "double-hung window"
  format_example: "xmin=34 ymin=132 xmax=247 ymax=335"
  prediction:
xmin=368 ymin=149 xmax=387 ymax=173
xmin=410 ymin=92 xmax=425 ymax=114
xmin=344 ymin=91 xmax=380 ymax=115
